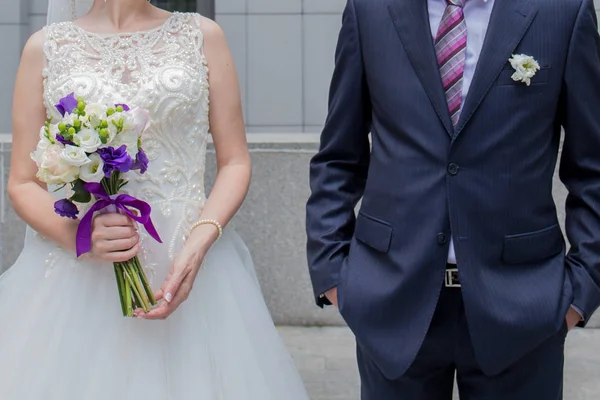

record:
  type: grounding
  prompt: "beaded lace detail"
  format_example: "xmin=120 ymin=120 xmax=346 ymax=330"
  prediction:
xmin=41 ymin=13 xmax=210 ymax=274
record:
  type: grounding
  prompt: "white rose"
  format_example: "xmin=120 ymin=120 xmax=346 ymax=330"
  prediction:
xmin=509 ymin=54 xmax=540 ymax=86
xmin=110 ymin=129 xmax=139 ymax=157
xmin=86 ymin=103 xmax=107 ymax=117
xmin=86 ymin=103 xmax=108 ymax=127
xmin=30 ymin=151 xmax=41 ymax=166
xmin=123 ymin=107 xmax=151 ymax=137
xmin=30 ymin=129 xmax=53 ymax=166
xmin=77 ymin=113 xmax=90 ymax=126
xmin=52 ymin=160 xmax=80 ymax=184
xmin=79 ymin=153 xmax=105 ymax=183
xmin=37 ymin=144 xmax=79 ymax=184
xmin=74 ymin=128 xmax=102 ymax=153
xmin=62 ymin=113 xmax=77 ymax=127
xmin=60 ymin=145 xmax=91 ymax=167
xmin=120 ymin=113 xmax=133 ymax=132
xmin=39 ymin=144 xmax=62 ymax=172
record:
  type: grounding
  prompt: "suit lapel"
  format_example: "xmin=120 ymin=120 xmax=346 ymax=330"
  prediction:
xmin=387 ymin=0 xmax=453 ymax=137
xmin=453 ymin=0 xmax=538 ymax=140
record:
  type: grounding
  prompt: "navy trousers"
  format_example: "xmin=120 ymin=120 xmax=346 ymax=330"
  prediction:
xmin=358 ymin=285 xmax=567 ymax=400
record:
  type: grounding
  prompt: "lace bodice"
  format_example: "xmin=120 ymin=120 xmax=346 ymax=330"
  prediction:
xmin=42 ymin=12 xmax=210 ymax=268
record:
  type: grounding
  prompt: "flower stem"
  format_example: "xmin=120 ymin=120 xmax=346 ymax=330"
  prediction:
xmin=114 ymin=263 xmax=126 ymax=316
xmin=125 ymin=261 xmax=151 ymax=312
xmin=104 ymin=171 xmax=156 ymax=316
xmin=122 ymin=268 xmax=139 ymax=316
xmin=124 ymin=275 xmax=133 ymax=317
xmin=133 ymin=256 xmax=156 ymax=305
xmin=123 ymin=264 xmax=150 ymax=312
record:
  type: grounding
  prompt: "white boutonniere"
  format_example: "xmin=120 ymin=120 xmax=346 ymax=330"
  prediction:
xmin=508 ymin=54 xmax=541 ymax=86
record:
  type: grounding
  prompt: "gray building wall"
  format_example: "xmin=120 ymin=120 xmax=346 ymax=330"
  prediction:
xmin=216 ymin=0 xmax=345 ymax=133
xmin=1 ymin=0 xmax=51 ymax=133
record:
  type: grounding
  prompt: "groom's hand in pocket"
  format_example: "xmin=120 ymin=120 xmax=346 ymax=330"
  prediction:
xmin=565 ymin=306 xmax=583 ymax=331
xmin=87 ymin=213 xmax=140 ymax=262
xmin=325 ymin=287 xmax=339 ymax=308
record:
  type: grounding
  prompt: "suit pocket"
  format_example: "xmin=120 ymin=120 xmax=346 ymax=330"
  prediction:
xmin=354 ymin=212 xmax=393 ymax=253
xmin=502 ymin=224 xmax=564 ymax=265
xmin=496 ymin=66 xmax=549 ymax=86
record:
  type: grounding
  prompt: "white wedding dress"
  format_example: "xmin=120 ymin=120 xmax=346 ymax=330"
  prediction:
xmin=0 ymin=12 xmax=309 ymax=400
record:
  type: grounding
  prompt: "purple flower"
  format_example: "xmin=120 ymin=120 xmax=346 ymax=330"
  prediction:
xmin=97 ymin=145 xmax=134 ymax=177
xmin=132 ymin=148 xmax=149 ymax=174
xmin=54 ymin=199 xmax=79 ymax=219
xmin=115 ymin=103 xmax=130 ymax=111
xmin=55 ymin=93 xmax=78 ymax=117
xmin=55 ymin=134 xmax=74 ymax=146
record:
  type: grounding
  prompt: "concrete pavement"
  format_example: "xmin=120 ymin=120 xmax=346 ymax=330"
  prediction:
xmin=279 ymin=326 xmax=600 ymax=400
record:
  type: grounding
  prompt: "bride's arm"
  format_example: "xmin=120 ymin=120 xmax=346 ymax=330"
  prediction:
xmin=185 ymin=17 xmax=251 ymax=249
xmin=141 ymin=17 xmax=250 ymax=318
xmin=9 ymin=31 xmax=139 ymax=262
xmin=8 ymin=31 xmax=80 ymax=253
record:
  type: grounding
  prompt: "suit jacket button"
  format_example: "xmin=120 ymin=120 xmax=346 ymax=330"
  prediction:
xmin=437 ymin=233 xmax=447 ymax=244
xmin=447 ymin=163 xmax=459 ymax=175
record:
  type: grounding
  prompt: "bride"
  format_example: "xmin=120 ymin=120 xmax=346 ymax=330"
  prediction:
xmin=0 ymin=0 xmax=310 ymax=399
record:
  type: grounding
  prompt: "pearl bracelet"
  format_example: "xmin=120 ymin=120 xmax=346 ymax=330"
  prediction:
xmin=189 ymin=219 xmax=223 ymax=240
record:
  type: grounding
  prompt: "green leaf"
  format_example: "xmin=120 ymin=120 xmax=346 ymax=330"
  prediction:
xmin=52 ymin=183 xmax=66 ymax=193
xmin=69 ymin=179 xmax=91 ymax=203
xmin=117 ymin=178 xmax=129 ymax=191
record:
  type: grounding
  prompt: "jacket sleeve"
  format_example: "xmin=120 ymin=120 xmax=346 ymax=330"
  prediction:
xmin=559 ymin=0 xmax=600 ymax=325
xmin=305 ymin=0 xmax=371 ymax=306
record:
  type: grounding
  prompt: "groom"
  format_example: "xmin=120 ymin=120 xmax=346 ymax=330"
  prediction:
xmin=306 ymin=0 xmax=600 ymax=398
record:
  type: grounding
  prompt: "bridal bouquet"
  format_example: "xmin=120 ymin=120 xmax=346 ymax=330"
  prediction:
xmin=31 ymin=93 xmax=162 ymax=317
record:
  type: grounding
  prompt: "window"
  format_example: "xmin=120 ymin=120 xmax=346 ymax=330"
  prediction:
xmin=151 ymin=0 xmax=214 ymax=19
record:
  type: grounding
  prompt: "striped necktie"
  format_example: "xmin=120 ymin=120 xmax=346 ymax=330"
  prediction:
xmin=435 ymin=0 xmax=467 ymax=128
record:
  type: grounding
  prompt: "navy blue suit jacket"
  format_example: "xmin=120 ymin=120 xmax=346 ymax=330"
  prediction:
xmin=306 ymin=0 xmax=600 ymax=379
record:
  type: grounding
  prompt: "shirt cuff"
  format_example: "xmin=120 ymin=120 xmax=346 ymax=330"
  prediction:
xmin=571 ymin=304 xmax=585 ymax=321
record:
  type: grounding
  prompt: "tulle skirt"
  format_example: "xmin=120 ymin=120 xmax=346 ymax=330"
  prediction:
xmin=0 ymin=227 xmax=309 ymax=400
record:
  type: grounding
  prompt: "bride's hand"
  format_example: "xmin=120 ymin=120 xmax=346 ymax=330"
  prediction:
xmin=137 ymin=224 xmax=217 ymax=319
xmin=136 ymin=244 xmax=205 ymax=320
xmin=85 ymin=213 xmax=140 ymax=262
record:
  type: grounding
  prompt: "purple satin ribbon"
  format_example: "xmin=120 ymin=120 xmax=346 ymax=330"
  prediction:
xmin=76 ymin=182 xmax=162 ymax=257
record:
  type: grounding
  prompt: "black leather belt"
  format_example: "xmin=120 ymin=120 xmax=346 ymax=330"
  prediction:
xmin=445 ymin=263 xmax=460 ymax=287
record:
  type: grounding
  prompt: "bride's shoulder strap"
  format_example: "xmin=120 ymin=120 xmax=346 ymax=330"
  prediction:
xmin=41 ymin=22 xmax=75 ymax=67
xmin=43 ymin=21 xmax=73 ymax=40
xmin=42 ymin=21 xmax=78 ymax=52
xmin=186 ymin=13 xmax=206 ymax=53
xmin=188 ymin=13 xmax=204 ymax=31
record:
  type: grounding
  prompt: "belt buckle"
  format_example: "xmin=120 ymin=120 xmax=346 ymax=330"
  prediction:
xmin=445 ymin=268 xmax=461 ymax=288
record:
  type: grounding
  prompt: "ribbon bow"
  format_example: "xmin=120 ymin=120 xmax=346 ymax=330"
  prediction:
xmin=76 ymin=182 xmax=162 ymax=257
